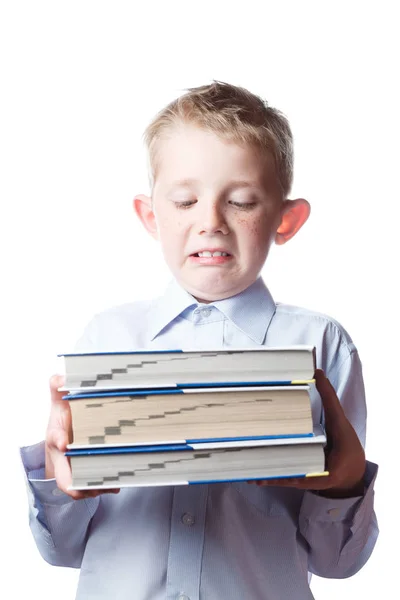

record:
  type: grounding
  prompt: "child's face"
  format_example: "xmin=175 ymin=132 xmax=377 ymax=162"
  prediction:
xmin=136 ymin=124 xmax=306 ymax=302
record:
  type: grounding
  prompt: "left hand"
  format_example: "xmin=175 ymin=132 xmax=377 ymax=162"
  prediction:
xmin=248 ymin=369 xmax=366 ymax=498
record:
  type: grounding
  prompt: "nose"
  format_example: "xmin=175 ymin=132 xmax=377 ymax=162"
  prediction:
xmin=198 ymin=200 xmax=229 ymax=236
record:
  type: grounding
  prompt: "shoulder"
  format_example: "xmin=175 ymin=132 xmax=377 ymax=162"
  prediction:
xmin=74 ymin=296 xmax=160 ymax=352
xmin=269 ymin=302 xmax=365 ymax=403
xmin=93 ymin=297 xmax=156 ymax=322
xmin=275 ymin=302 xmax=355 ymax=350
xmin=270 ymin=302 xmax=359 ymax=377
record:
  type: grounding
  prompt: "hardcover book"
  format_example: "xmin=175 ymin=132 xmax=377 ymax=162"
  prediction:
xmin=66 ymin=426 xmax=327 ymax=490
xmin=59 ymin=345 xmax=316 ymax=392
xmin=65 ymin=385 xmax=315 ymax=448
xmin=61 ymin=344 xmax=327 ymax=489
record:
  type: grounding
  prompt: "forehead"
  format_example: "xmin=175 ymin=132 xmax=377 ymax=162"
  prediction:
xmin=153 ymin=124 xmax=279 ymax=192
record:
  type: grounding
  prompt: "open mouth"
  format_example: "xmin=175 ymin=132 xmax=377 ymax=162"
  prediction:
xmin=191 ymin=251 xmax=231 ymax=258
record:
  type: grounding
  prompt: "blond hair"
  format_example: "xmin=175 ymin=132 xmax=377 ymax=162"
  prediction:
xmin=144 ymin=81 xmax=294 ymax=196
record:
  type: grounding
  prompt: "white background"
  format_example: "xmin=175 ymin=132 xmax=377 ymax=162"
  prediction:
xmin=1 ymin=1 xmax=398 ymax=598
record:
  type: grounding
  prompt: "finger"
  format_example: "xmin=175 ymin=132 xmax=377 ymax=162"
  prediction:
xmin=255 ymin=477 xmax=305 ymax=487
xmin=71 ymin=488 xmax=121 ymax=499
xmin=50 ymin=445 xmax=121 ymax=499
xmin=249 ymin=473 xmax=329 ymax=487
xmin=48 ymin=374 xmax=73 ymax=446
xmin=52 ymin=448 xmax=74 ymax=494
xmin=255 ymin=474 xmax=332 ymax=490
xmin=50 ymin=427 xmax=70 ymax=453
xmin=49 ymin=374 xmax=66 ymax=405
xmin=51 ymin=450 xmax=119 ymax=498
xmin=46 ymin=412 xmax=72 ymax=453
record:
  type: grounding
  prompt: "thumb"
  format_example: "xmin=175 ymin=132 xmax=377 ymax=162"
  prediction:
xmin=314 ymin=369 xmax=347 ymax=435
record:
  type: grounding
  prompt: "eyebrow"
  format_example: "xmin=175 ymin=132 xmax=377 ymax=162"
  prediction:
xmin=166 ymin=179 xmax=198 ymax=193
xmin=166 ymin=179 xmax=262 ymax=193
xmin=227 ymin=181 xmax=261 ymax=192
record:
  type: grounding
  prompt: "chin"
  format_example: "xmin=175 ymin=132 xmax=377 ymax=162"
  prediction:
xmin=193 ymin=292 xmax=229 ymax=303
xmin=189 ymin=283 xmax=249 ymax=303
xmin=176 ymin=270 xmax=257 ymax=303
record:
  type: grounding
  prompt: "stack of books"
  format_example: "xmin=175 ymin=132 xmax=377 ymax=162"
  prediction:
xmin=59 ymin=346 xmax=328 ymax=490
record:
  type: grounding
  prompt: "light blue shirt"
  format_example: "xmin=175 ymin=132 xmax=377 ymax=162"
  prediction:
xmin=21 ymin=278 xmax=378 ymax=600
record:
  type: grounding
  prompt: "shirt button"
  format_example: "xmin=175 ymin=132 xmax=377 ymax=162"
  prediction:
xmin=177 ymin=595 xmax=190 ymax=600
xmin=200 ymin=307 xmax=211 ymax=318
xmin=181 ymin=512 xmax=195 ymax=526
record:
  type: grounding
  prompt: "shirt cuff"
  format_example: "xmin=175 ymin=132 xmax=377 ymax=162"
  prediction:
xmin=20 ymin=441 xmax=75 ymax=507
xmin=301 ymin=460 xmax=378 ymax=522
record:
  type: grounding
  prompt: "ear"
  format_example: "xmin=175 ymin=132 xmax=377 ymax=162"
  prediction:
xmin=275 ymin=198 xmax=311 ymax=245
xmin=133 ymin=194 xmax=159 ymax=240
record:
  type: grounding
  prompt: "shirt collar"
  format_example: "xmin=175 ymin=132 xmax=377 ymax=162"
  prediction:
xmin=147 ymin=277 xmax=276 ymax=345
xmin=147 ymin=280 xmax=198 ymax=341
xmin=213 ymin=277 xmax=276 ymax=344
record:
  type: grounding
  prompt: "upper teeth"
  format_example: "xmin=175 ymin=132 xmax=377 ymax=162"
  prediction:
xmin=198 ymin=251 xmax=228 ymax=257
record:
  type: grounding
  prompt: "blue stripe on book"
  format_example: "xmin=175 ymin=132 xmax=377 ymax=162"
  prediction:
xmin=188 ymin=474 xmax=307 ymax=485
xmin=186 ymin=433 xmax=313 ymax=443
xmin=64 ymin=388 xmax=183 ymax=400
xmin=59 ymin=350 xmax=184 ymax=357
xmin=65 ymin=444 xmax=192 ymax=456
xmin=176 ymin=381 xmax=293 ymax=388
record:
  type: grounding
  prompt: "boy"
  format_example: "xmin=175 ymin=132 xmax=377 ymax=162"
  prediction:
xmin=21 ymin=81 xmax=378 ymax=600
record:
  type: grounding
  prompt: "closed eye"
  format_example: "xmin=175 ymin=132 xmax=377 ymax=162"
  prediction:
xmin=174 ymin=200 xmax=197 ymax=209
xmin=229 ymin=201 xmax=257 ymax=209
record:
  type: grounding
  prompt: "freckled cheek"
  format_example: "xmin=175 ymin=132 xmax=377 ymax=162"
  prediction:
xmin=234 ymin=215 xmax=254 ymax=229
xmin=239 ymin=218 xmax=273 ymax=260
xmin=237 ymin=217 xmax=262 ymax=237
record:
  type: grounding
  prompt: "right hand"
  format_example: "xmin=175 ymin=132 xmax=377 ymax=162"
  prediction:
xmin=45 ymin=374 xmax=120 ymax=499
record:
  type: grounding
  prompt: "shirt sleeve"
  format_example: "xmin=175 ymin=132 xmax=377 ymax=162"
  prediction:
xmin=20 ymin=317 xmax=102 ymax=568
xmin=299 ymin=348 xmax=379 ymax=578
xmin=20 ymin=440 xmax=100 ymax=568
xmin=300 ymin=460 xmax=378 ymax=577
